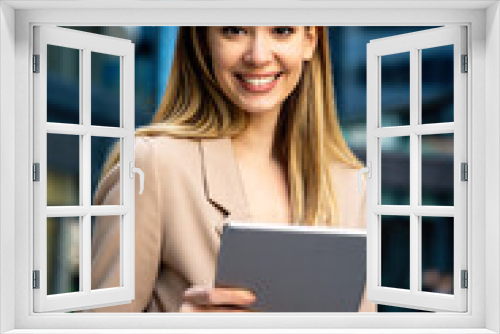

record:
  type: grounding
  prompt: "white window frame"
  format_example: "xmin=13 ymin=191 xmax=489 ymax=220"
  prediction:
xmin=33 ymin=26 xmax=136 ymax=313
xmin=0 ymin=1 xmax=498 ymax=333
xmin=366 ymin=26 xmax=468 ymax=312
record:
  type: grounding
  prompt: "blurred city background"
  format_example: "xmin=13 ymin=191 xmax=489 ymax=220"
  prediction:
xmin=46 ymin=26 xmax=454 ymax=312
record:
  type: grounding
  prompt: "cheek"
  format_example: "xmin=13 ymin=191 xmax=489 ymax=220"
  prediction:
xmin=276 ymin=39 xmax=310 ymax=59
xmin=275 ymin=43 xmax=301 ymax=58
xmin=276 ymin=45 xmax=308 ymax=73
xmin=209 ymin=51 xmax=239 ymax=100
xmin=281 ymin=58 xmax=306 ymax=96
xmin=211 ymin=50 xmax=238 ymax=81
xmin=284 ymin=56 xmax=305 ymax=81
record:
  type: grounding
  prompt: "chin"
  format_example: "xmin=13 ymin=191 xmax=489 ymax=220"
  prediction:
xmin=236 ymin=102 xmax=283 ymax=114
xmin=243 ymin=108 xmax=277 ymax=114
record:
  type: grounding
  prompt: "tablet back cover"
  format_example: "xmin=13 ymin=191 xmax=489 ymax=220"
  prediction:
xmin=215 ymin=223 xmax=367 ymax=312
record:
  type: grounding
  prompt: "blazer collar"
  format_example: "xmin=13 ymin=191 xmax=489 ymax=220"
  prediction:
xmin=200 ymin=138 xmax=251 ymax=223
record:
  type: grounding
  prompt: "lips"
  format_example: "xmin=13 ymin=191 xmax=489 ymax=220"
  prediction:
xmin=235 ymin=72 xmax=283 ymax=92
xmin=235 ymin=72 xmax=283 ymax=86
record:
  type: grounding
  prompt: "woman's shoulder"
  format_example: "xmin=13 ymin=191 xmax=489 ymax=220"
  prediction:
xmin=135 ymin=135 xmax=200 ymax=156
xmin=134 ymin=135 xmax=202 ymax=168
xmin=94 ymin=135 xmax=203 ymax=205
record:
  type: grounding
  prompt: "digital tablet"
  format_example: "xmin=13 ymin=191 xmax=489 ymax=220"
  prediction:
xmin=215 ymin=221 xmax=367 ymax=312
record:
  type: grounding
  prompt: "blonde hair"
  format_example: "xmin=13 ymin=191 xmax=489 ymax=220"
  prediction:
xmin=101 ymin=26 xmax=362 ymax=226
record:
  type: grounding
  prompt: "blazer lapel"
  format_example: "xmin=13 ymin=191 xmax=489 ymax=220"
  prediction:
xmin=200 ymin=138 xmax=251 ymax=229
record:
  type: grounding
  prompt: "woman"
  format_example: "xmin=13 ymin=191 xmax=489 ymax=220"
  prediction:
xmin=90 ymin=26 xmax=375 ymax=312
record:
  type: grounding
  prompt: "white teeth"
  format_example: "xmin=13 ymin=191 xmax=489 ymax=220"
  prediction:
xmin=240 ymin=76 xmax=278 ymax=85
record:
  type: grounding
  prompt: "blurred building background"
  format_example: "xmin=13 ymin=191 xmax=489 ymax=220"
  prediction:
xmin=46 ymin=26 xmax=454 ymax=313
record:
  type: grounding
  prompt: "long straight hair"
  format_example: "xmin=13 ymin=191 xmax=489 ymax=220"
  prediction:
xmin=101 ymin=26 xmax=362 ymax=226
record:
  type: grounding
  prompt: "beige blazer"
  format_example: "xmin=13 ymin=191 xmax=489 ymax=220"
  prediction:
xmin=89 ymin=136 xmax=376 ymax=312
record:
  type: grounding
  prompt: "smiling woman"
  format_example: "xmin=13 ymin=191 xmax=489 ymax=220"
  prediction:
xmin=87 ymin=26 xmax=374 ymax=313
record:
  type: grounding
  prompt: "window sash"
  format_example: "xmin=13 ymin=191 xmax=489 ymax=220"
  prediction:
xmin=366 ymin=26 xmax=468 ymax=312
xmin=32 ymin=25 xmax=136 ymax=313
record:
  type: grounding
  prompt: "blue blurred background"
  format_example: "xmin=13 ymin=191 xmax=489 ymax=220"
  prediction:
xmin=46 ymin=26 xmax=454 ymax=312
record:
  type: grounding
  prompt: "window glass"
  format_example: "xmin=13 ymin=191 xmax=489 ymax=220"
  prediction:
xmin=47 ymin=217 xmax=80 ymax=295
xmin=381 ymin=215 xmax=410 ymax=290
xmin=91 ymin=215 xmax=121 ymax=290
xmin=381 ymin=136 xmax=410 ymax=205
xmin=381 ymin=51 xmax=410 ymax=127
xmin=421 ymin=45 xmax=454 ymax=124
xmin=421 ymin=133 xmax=454 ymax=206
xmin=421 ymin=216 xmax=454 ymax=295
xmin=47 ymin=45 xmax=80 ymax=124
xmin=91 ymin=52 xmax=121 ymax=127
xmin=47 ymin=133 xmax=80 ymax=206
xmin=91 ymin=137 xmax=121 ymax=205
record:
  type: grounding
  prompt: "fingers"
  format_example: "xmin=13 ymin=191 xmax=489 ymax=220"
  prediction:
xmin=183 ymin=285 xmax=256 ymax=307
xmin=179 ymin=303 xmax=255 ymax=313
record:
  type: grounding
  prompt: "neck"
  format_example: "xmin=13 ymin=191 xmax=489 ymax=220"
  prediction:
xmin=232 ymin=109 xmax=282 ymax=165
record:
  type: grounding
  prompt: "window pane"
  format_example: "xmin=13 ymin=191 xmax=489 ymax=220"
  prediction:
xmin=381 ymin=51 xmax=410 ymax=127
xmin=91 ymin=137 xmax=121 ymax=205
xmin=91 ymin=215 xmax=121 ymax=290
xmin=381 ymin=136 xmax=410 ymax=205
xmin=381 ymin=215 xmax=410 ymax=290
xmin=47 ymin=45 xmax=80 ymax=124
xmin=421 ymin=45 xmax=454 ymax=124
xmin=47 ymin=134 xmax=80 ymax=206
xmin=421 ymin=216 xmax=454 ymax=295
xmin=421 ymin=133 xmax=454 ymax=206
xmin=91 ymin=52 xmax=121 ymax=127
xmin=47 ymin=217 xmax=80 ymax=295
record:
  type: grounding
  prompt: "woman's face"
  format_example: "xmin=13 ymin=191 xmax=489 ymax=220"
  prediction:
xmin=207 ymin=26 xmax=318 ymax=115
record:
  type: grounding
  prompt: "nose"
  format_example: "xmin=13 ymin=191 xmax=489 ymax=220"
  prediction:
xmin=242 ymin=33 xmax=274 ymax=66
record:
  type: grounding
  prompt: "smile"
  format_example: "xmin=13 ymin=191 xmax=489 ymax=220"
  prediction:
xmin=235 ymin=72 xmax=283 ymax=92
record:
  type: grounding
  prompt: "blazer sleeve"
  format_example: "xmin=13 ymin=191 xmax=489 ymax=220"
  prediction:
xmin=88 ymin=137 xmax=163 ymax=312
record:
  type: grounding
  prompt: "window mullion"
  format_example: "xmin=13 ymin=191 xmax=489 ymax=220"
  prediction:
xmin=375 ymin=54 xmax=382 ymax=289
xmin=410 ymin=48 xmax=420 ymax=294
xmin=82 ymin=215 xmax=91 ymax=293
xmin=78 ymin=48 xmax=84 ymax=293
xmin=82 ymin=130 xmax=91 ymax=294
xmin=373 ymin=205 xmax=454 ymax=217
xmin=373 ymin=123 xmax=454 ymax=138
xmin=82 ymin=48 xmax=92 ymax=294
xmin=413 ymin=123 xmax=454 ymax=135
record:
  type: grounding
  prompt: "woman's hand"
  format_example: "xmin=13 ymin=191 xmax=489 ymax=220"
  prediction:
xmin=180 ymin=285 xmax=256 ymax=312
